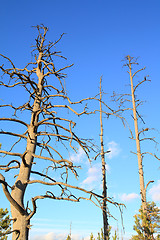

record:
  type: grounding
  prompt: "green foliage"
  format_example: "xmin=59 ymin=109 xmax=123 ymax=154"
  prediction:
xmin=131 ymin=201 xmax=160 ymax=240
xmin=90 ymin=232 xmax=95 ymax=240
xmin=89 ymin=227 xmax=112 ymax=240
xmin=0 ymin=208 xmax=11 ymax=240
xmin=112 ymin=230 xmax=119 ymax=240
xmin=97 ymin=228 xmax=104 ymax=240
xmin=66 ymin=234 xmax=71 ymax=240
xmin=97 ymin=232 xmax=101 ymax=240
xmin=156 ymin=234 xmax=160 ymax=240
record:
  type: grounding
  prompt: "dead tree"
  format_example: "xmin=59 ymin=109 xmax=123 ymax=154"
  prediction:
xmin=99 ymin=77 xmax=109 ymax=240
xmin=0 ymin=25 xmax=106 ymax=240
xmin=128 ymin=56 xmax=148 ymax=239
xmin=112 ymin=55 xmax=159 ymax=239
xmin=128 ymin=56 xmax=147 ymax=213
xmin=92 ymin=77 xmax=125 ymax=239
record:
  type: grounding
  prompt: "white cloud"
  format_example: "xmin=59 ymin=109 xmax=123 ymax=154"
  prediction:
xmin=32 ymin=232 xmax=67 ymax=240
xmin=31 ymin=232 xmax=89 ymax=240
xmin=119 ymin=193 xmax=139 ymax=202
xmin=70 ymin=147 xmax=86 ymax=163
xmin=69 ymin=141 xmax=121 ymax=163
xmin=106 ymin=141 xmax=121 ymax=159
xmin=149 ymin=180 xmax=160 ymax=201
xmin=82 ymin=165 xmax=100 ymax=185
xmin=81 ymin=163 xmax=109 ymax=190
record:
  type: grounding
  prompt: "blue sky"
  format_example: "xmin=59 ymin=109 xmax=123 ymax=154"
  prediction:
xmin=0 ymin=0 xmax=160 ymax=239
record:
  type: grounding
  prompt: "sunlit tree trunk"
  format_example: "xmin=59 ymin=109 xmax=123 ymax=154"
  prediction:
xmin=128 ymin=56 xmax=147 ymax=239
xmin=11 ymin=50 xmax=44 ymax=240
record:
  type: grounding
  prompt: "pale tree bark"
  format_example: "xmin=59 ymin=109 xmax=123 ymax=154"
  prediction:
xmin=99 ymin=77 xmax=109 ymax=240
xmin=128 ymin=55 xmax=147 ymax=239
xmin=128 ymin=56 xmax=147 ymax=210
xmin=10 ymin=46 xmax=44 ymax=240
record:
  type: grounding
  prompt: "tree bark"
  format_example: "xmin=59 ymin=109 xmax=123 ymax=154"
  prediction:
xmin=128 ymin=56 xmax=147 ymax=239
xmin=11 ymin=52 xmax=43 ymax=240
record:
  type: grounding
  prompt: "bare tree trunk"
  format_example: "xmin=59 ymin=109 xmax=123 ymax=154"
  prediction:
xmin=128 ymin=56 xmax=147 ymax=239
xmin=11 ymin=52 xmax=43 ymax=240
xmin=99 ymin=77 xmax=109 ymax=240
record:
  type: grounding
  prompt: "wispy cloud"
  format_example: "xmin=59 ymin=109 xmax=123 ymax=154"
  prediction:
xmin=69 ymin=141 xmax=120 ymax=163
xmin=119 ymin=193 xmax=139 ymax=202
xmin=81 ymin=163 xmax=109 ymax=190
xmin=106 ymin=141 xmax=121 ymax=159
xmin=149 ymin=180 xmax=160 ymax=201
xmin=32 ymin=232 xmax=67 ymax=240
xmin=82 ymin=164 xmax=100 ymax=186
xmin=70 ymin=147 xmax=86 ymax=163
xmin=31 ymin=232 xmax=90 ymax=240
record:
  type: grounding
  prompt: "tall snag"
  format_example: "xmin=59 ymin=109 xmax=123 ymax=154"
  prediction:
xmin=128 ymin=56 xmax=146 ymax=204
xmin=90 ymin=77 xmax=125 ymax=238
xmin=128 ymin=56 xmax=147 ymax=239
xmin=0 ymin=25 xmax=103 ymax=240
xmin=113 ymin=55 xmax=159 ymax=239
xmin=99 ymin=77 xmax=109 ymax=240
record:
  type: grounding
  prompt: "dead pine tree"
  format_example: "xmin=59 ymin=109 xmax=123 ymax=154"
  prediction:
xmin=127 ymin=55 xmax=147 ymax=224
xmin=90 ymin=77 xmax=125 ymax=239
xmin=99 ymin=77 xmax=109 ymax=240
xmin=112 ymin=55 xmax=159 ymax=239
xmin=0 ymin=25 xmax=105 ymax=240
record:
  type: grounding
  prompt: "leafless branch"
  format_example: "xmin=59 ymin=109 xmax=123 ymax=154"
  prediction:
xmin=0 ymin=174 xmax=26 ymax=215
xmin=142 ymin=152 xmax=160 ymax=161
xmin=0 ymin=160 xmax=20 ymax=172
xmin=145 ymin=180 xmax=154 ymax=194
xmin=0 ymin=150 xmax=22 ymax=157
xmin=0 ymin=118 xmax=28 ymax=127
